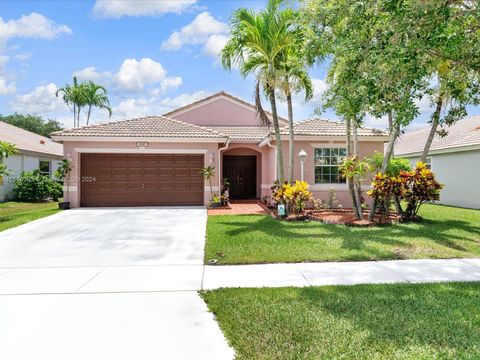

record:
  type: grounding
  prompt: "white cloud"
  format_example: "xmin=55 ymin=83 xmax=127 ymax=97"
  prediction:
xmin=10 ymin=83 xmax=67 ymax=113
xmin=73 ymin=66 xmax=112 ymax=83
xmin=93 ymin=0 xmax=197 ymax=18
xmin=0 ymin=13 xmax=71 ymax=45
xmin=13 ymin=52 xmax=31 ymax=61
xmin=114 ymin=57 xmax=167 ymax=92
xmin=161 ymin=12 xmax=227 ymax=51
xmin=0 ymin=77 xmax=15 ymax=95
xmin=310 ymin=78 xmax=329 ymax=105
xmin=151 ymin=76 xmax=183 ymax=96
xmin=203 ymin=34 xmax=228 ymax=59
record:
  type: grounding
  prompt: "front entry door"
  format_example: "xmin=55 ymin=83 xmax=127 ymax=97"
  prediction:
xmin=223 ymin=156 xmax=257 ymax=199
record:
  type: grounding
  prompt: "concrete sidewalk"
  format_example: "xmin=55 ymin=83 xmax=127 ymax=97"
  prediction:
xmin=1 ymin=258 xmax=479 ymax=295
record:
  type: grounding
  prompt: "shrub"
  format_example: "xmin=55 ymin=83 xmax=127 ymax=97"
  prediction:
xmin=272 ymin=180 xmax=313 ymax=215
xmin=367 ymin=162 xmax=443 ymax=220
xmin=325 ymin=188 xmax=341 ymax=209
xmin=401 ymin=162 xmax=443 ymax=219
xmin=368 ymin=151 xmax=412 ymax=176
xmin=13 ymin=170 xmax=58 ymax=202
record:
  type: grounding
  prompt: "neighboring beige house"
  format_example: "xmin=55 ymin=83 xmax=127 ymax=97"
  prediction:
xmin=395 ymin=116 xmax=480 ymax=209
xmin=0 ymin=121 xmax=63 ymax=202
xmin=51 ymin=91 xmax=387 ymax=208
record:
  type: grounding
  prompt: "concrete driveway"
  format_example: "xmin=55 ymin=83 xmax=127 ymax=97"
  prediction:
xmin=0 ymin=208 xmax=233 ymax=360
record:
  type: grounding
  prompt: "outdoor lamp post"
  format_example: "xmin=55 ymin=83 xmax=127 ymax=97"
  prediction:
xmin=298 ymin=150 xmax=307 ymax=181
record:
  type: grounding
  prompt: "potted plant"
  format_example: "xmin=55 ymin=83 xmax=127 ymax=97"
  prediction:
xmin=54 ymin=158 xmax=72 ymax=210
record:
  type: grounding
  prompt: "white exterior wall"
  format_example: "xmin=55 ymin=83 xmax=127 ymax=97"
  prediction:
xmin=0 ymin=153 xmax=61 ymax=202
xmin=405 ymin=149 xmax=480 ymax=209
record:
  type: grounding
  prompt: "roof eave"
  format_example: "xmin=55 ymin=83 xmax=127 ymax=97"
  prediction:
xmin=50 ymin=135 xmax=229 ymax=143
xmin=396 ymin=143 xmax=480 ymax=157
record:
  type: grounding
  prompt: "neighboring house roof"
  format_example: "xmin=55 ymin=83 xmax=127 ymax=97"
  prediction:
xmin=207 ymin=125 xmax=270 ymax=142
xmin=51 ymin=115 xmax=228 ymax=140
xmin=279 ymin=118 xmax=386 ymax=137
xmin=0 ymin=121 xmax=63 ymax=157
xmin=163 ymin=91 xmax=289 ymax=126
xmin=395 ymin=116 xmax=480 ymax=156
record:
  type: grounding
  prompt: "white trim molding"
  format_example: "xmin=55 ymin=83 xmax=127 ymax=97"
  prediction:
xmin=398 ymin=144 xmax=480 ymax=158
xmin=52 ymin=136 xmax=227 ymax=143
xmin=74 ymin=148 xmax=210 ymax=154
xmin=310 ymin=184 xmax=348 ymax=191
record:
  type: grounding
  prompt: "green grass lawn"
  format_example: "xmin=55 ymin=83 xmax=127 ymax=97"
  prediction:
xmin=0 ymin=201 xmax=61 ymax=232
xmin=205 ymin=204 xmax=480 ymax=264
xmin=202 ymin=282 xmax=480 ymax=359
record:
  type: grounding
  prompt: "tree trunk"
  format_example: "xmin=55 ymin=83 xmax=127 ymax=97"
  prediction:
xmin=346 ymin=118 xmax=360 ymax=218
xmin=73 ymin=103 xmax=77 ymax=128
xmin=269 ymin=88 xmax=285 ymax=182
xmin=287 ymin=93 xmax=294 ymax=183
xmin=420 ymin=97 xmax=443 ymax=163
xmin=381 ymin=112 xmax=400 ymax=173
xmin=369 ymin=111 xmax=400 ymax=221
xmin=86 ymin=105 xmax=92 ymax=126
xmin=352 ymin=119 xmax=363 ymax=219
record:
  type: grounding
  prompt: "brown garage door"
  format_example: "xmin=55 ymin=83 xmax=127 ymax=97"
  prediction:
xmin=80 ymin=154 xmax=204 ymax=207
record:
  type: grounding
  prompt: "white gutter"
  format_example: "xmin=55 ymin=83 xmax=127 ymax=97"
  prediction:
xmin=217 ymin=139 xmax=231 ymax=195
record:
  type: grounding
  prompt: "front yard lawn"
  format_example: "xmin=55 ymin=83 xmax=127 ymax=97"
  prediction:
xmin=205 ymin=204 xmax=480 ymax=264
xmin=202 ymin=282 xmax=480 ymax=359
xmin=0 ymin=201 xmax=60 ymax=232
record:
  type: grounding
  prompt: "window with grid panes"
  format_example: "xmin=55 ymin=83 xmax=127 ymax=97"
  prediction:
xmin=314 ymin=148 xmax=347 ymax=183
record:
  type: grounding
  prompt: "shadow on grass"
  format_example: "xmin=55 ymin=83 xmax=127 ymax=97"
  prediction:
xmin=296 ymin=282 xmax=480 ymax=357
xmin=210 ymin=211 xmax=480 ymax=261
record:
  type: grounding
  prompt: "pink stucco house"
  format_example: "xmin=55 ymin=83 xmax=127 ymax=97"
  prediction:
xmin=51 ymin=91 xmax=387 ymax=207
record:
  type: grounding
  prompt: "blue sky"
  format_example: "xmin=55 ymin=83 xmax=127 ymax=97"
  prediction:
xmin=0 ymin=0 xmax=478 ymax=131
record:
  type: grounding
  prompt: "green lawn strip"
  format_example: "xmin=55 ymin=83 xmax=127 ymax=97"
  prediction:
xmin=0 ymin=201 xmax=60 ymax=232
xmin=205 ymin=204 xmax=480 ymax=264
xmin=201 ymin=282 xmax=480 ymax=359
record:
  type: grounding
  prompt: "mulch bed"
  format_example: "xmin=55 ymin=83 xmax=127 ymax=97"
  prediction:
xmin=258 ymin=201 xmax=400 ymax=226
xmin=207 ymin=204 xmax=232 ymax=210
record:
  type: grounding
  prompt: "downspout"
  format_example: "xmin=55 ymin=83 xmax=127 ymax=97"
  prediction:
xmin=259 ymin=136 xmax=277 ymax=182
xmin=218 ymin=139 xmax=230 ymax=195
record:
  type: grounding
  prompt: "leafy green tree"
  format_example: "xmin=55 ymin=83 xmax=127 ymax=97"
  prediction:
xmin=83 ymin=81 xmax=112 ymax=125
xmin=0 ymin=114 xmax=63 ymax=137
xmin=222 ymin=0 xmax=296 ymax=181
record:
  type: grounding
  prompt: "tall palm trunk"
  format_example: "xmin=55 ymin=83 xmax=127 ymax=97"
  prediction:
xmin=73 ymin=103 xmax=77 ymax=128
xmin=86 ymin=105 xmax=92 ymax=126
xmin=352 ymin=119 xmax=363 ymax=219
xmin=286 ymin=91 xmax=294 ymax=183
xmin=269 ymin=87 xmax=285 ymax=181
xmin=420 ymin=97 xmax=443 ymax=163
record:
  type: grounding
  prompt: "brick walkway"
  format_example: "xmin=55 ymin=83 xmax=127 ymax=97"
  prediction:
xmin=208 ymin=202 xmax=267 ymax=215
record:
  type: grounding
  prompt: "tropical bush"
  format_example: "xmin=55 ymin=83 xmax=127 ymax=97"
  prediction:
xmin=368 ymin=152 xmax=412 ymax=177
xmin=400 ymin=162 xmax=443 ymax=219
xmin=13 ymin=170 xmax=59 ymax=202
xmin=368 ymin=162 xmax=443 ymax=220
xmin=272 ymin=181 xmax=313 ymax=215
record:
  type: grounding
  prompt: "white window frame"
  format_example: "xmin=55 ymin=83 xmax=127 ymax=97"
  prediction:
xmin=39 ymin=160 xmax=51 ymax=177
xmin=314 ymin=147 xmax=347 ymax=184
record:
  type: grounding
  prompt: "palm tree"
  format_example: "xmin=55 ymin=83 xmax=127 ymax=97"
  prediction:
xmin=56 ymin=76 xmax=86 ymax=128
xmin=84 ymin=81 xmax=112 ymax=125
xmin=277 ymin=46 xmax=313 ymax=183
xmin=222 ymin=0 xmax=295 ymax=181
xmin=200 ymin=166 xmax=216 ymax=200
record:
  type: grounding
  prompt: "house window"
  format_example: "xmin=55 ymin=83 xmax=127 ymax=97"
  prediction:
xmin=314 ymin=148 xmax=347 ymax=184
xmin=39 ymin=160 xmax=51 ymax=176
xmin=425 ymin=158 xmax=432 ymax=170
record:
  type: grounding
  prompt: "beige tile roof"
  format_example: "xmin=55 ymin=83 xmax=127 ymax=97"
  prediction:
xmin=163 ymin=91 xmax=289 ymax=126
xmin=51 ymin=115 xmax=228 ymax=139
xmin=207 ymin=125 xmax=270 ymax=141
xmin=280 ymin=118 xmax=387 ymax=137
xmin=0 ymin=121 xmax=63 ymax=157
xmin=395 ymin=116 xmax=480 ymax=155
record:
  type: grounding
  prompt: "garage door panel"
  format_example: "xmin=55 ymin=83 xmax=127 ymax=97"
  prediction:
xmin=81 ymin=154 xmax=204 ymax=206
